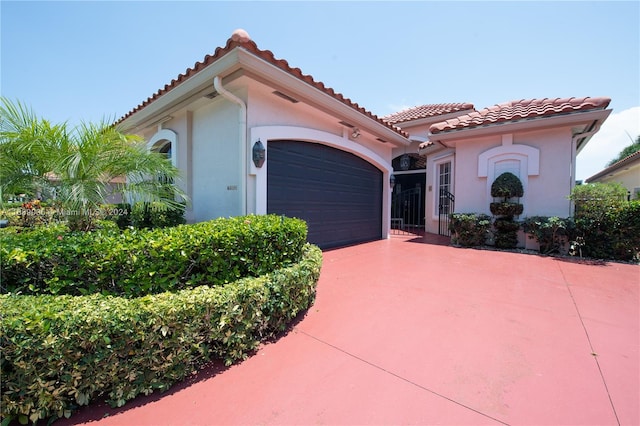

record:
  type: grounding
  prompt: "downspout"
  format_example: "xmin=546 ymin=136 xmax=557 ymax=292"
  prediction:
xmin=570 ymin=120 xmax=602 ymax=213
xmin=214 ymin=75 xmax=247 ymax=215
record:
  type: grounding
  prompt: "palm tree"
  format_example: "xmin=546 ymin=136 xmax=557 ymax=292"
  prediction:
xmin=0 ymin=98 xmax=186 ymax=231
xmin=0 ymin=99 xmax=60 ymax=200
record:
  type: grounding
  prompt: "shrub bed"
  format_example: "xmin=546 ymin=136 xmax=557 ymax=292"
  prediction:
xmin=449 ymin=213 xmax=491 ymax=247
xmin=522 ymin=216 xmax=576 ymax=255
xmin=1 ymin=215 xmax=307 ymax=296
xmin=0 ymin=244 xmax=322 ymax=425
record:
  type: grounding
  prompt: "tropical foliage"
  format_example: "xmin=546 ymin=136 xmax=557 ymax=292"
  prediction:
xmin=0 ymin=98 xmax=185 ymax=231
xmin=522 ymin=216 xmax=576 ymax=255
xmin=607 ymin=134 xmax=639 ymax=166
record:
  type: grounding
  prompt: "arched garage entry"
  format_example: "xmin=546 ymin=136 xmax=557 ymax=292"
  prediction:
xmin=267 ymin=140 xmax=383 ymax=249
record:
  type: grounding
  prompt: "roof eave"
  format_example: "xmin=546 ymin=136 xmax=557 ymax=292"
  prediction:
xmin=429 ymin=109 xmax=612 ymax=146
xmin=235 ymin=49 xmax=409 ymax=147
xmin=118 ymin=49 xmax=243 ymax=132
xmin=585 ymin=151 xmax=640 ymax=183
xmin=118 ymin=43 xmax=410 ymax=147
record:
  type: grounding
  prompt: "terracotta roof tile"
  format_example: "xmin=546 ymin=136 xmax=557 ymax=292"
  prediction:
xmin=382 ymin=103 xmax=475 ymax=124
xmin=429 ymin=97 xmax=611 ymax=134
xmin=117 ymin=34 xmax=408 ymax=138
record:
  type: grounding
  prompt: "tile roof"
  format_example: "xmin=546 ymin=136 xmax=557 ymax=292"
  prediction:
xmin=382 ymin=103 xmax=475 ymax=124
xmin=429 ymin=97 xmax=611 ymax=134
xmin=117 ymin=31 xmax=408 ymax=138
xmin=585 ymin=149 xmax=640 ymax=182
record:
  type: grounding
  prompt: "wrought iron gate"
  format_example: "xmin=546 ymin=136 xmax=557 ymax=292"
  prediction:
xmin=438 ymin=189 xmax=455 ymax=236
xmin=391 ymin=187 xmax=423 ymax=235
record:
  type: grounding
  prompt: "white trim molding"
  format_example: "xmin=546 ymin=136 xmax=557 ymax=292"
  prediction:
xmin=148 ymin=128 xmax=178 ymax=167
xmin=478 ymin=143 xmax=539 ymax=178
xmin=479 ymin=144 xmax=540 ymax=217
xmin=432 ymin=154 xmax=455 ymax=220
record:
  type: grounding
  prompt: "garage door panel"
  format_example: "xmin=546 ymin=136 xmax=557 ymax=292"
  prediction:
xmin=267 ymin=140 xmax=382 ymax=249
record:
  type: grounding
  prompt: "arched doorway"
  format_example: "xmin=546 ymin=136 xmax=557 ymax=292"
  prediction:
xmin=391 ymin=153 xmax=426 ymax=235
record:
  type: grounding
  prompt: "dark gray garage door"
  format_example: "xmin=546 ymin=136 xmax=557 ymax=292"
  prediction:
xmin=267 ymin=140 xmax=382 ymax=249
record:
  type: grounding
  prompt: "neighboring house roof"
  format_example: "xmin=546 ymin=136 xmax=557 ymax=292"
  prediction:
xmin=429 ymin=97 xmax=611 ymax=134
xmin=585 ymin=149 xmax=640 ymax=183
xmin=382 ymin=103 xmax=475 ymax=124
xmin=117 ymin=31 xmax=408 ymax=138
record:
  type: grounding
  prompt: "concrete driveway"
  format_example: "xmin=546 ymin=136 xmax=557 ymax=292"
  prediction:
xmin=63 ymin=236 xmax=639 ymax=425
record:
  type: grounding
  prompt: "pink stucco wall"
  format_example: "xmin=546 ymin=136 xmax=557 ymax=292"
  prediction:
xmin=425 ymin=126 xmax=578 ymax=237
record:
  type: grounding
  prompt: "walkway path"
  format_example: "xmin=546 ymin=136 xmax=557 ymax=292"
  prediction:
xmin=62 ymin=237 xmax=639 ymax=425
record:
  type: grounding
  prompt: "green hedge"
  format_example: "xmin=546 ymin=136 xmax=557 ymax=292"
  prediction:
xmin=574 ymin=200 xmax=640 ymax=261
xmin=0 ymin=244 xmax=322 ymax=425
xmin=1 ymin=215 xmax=307 ymax=296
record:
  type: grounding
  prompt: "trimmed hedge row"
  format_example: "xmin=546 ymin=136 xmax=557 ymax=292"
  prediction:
xmin=0 ymin=243 xmax=322 ymax=425
xmin=450 ymin=203 xmax=639 ymax=261
xmin=1 ymin=215 xmax=308 ymax=296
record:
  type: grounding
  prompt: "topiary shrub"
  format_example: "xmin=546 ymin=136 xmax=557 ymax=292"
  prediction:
xmin=1 ymin=215 xmax=308 ymax=296
xmin=491 ymin=172 xmax=524 ymax=200
xmin=493 ymin=218 xmax=520 ymax=248
xmin=490 ymin=172 xmax=524 ymax=248
xmin=0 ymin=244 xmax=322 ymax=425
xmin=449 ymin=213 xmax=491 ymax=247
xmin=490 ymin=202 xmax=524 ymax=216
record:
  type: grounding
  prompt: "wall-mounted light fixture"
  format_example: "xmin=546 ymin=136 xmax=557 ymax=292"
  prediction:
xmin=252 ymin=139 xmax=266 ymax=168
xmin=351 ymin=128 xmax=361 ymax=139
xmin=390 ymin=174 xmax=396 ymax=190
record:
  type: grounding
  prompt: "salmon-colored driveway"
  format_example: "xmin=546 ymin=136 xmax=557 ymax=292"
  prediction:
xmin=62 ymin=237 xmax=639 ymax=426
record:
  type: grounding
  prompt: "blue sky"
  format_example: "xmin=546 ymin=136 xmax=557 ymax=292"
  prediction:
xmin=2 ymin=1 xmax=639 ymax=180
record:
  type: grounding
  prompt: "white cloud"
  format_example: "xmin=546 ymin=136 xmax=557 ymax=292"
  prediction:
xmin=385 ymin=104 xmax=414 ymax=116
xmin=576 ymin=106 xmax=640 ymax=181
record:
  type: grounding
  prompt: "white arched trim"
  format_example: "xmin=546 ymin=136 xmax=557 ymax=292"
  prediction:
xmin=250 ymin=126 xmax=390 ymax=173
xmin=249 ymin=125 xmax=393 ymax=239
xmin=478 ymin=144 xmax=539 ymax=177
xmin=148 ymin=129 xmax=177 ymax=167
xmin=479 ymin=144 xmax=539 ymax=218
